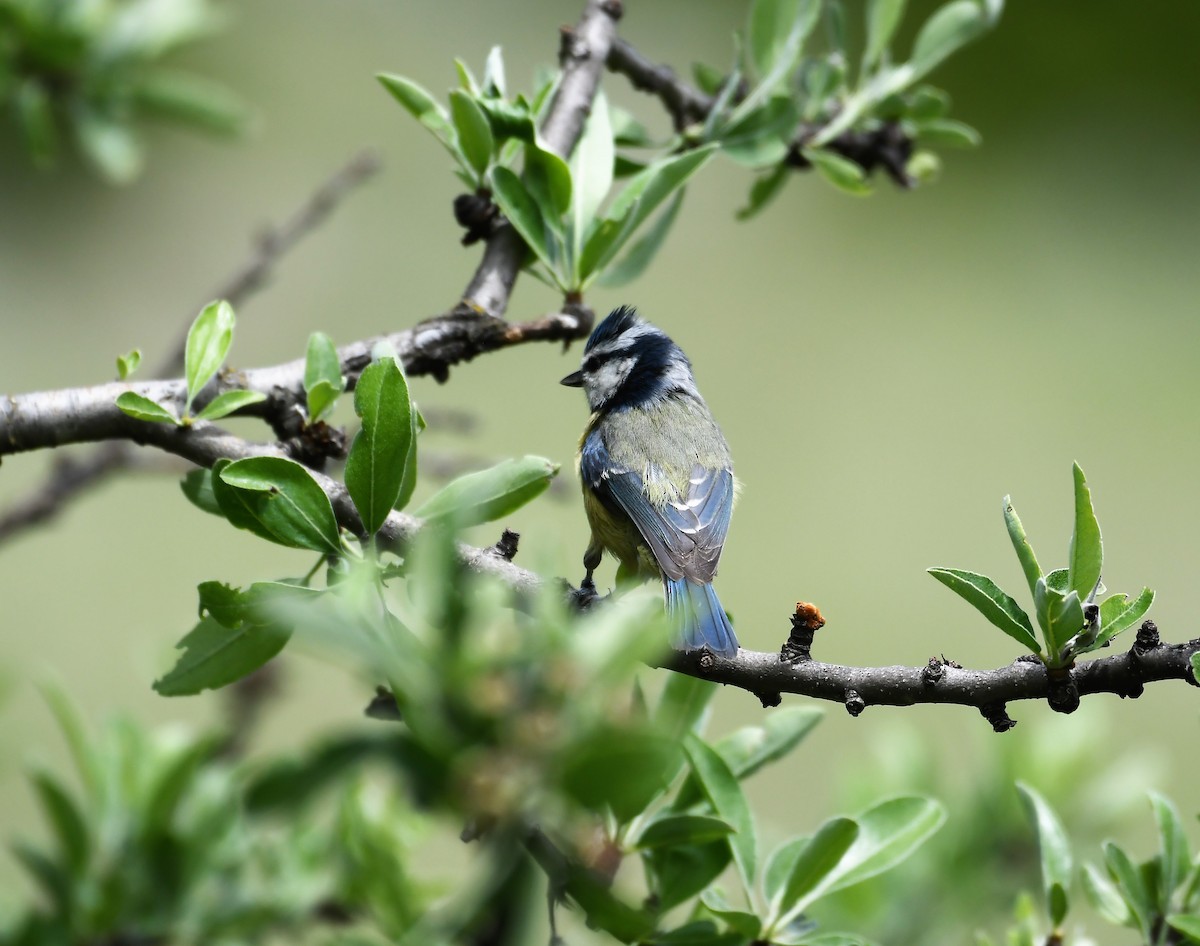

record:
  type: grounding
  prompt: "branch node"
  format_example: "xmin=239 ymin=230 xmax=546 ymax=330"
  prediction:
xmin=780 ymin=600 xmax=825 ymax=663
xmin=1045 ymin=667 xmax=1080 ymax=714
xmin=844 ymin=688 xmax=865 ymax=717
xmin=698 ymin=650 xmax=716 ymax=673
xmin=922 ymin=658 xmax=945 ymax=686
xmin=453 ymin=190 xmax=499 ymax=246
xmin=979 ymin=701 xmax=1017 ymax=733
xmin=1134 ymin=619 xmax=1161 ymax=655
xmin=754 ymin=690 xmax=782 ymax=708
xmin=490 ymin=529 xmax=520 ymax=562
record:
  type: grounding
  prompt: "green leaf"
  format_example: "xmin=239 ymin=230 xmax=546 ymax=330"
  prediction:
xmin=490 ymin=165 xmax=555 ymax=272
xmin=656 ymin=673 xmax=719 ymax=740
xmin=909 ymin=85 xmax=952 ymax=119
xmin=305 ymin=332 xmax=344 ymax=421
xmin=802 ymin=148 xmax=872 ymax=196
xmin=393 ymin=407 xmax=424 ymax=513
xmin=181 ymin=468 xmax=222 ymax=516
xmin=154 ymin=614 xmax=285 ymax=697
xmin=699 ymin=889 xmax=762 ymax=939
xmin=910 ymin=0 xmax=990 ymax=82
xmin=646 ymin=841 xmax=732 ymax=913
xmin=1104 ymin=840 xmax=1154 ymax=939
xmin=597 ymin=189 xmax=685 ymax=288
xmin=116 ymin=391 xmax=181 ymax=425
xmin=819 ymin=796 xmax=945 ymax=895
xmin=1016 ymin=782 xmax=1072 ymax=927
xmin=31 ymin=772 xmax=89 ymax=876
xmin=16 ymin=80 xmax=58 ymax=168
xmin=75 ymin=109 xmax=144 ymax=185
xmin=377 ymin=73 xmax=456 ymax=154
xmin=1039 ymin=582 xmax=1085 ymax=661
xmin=747 ymin=0 xmax=821 ymax=79
xmin=1168 ymin=916 xmax=1200 ymax=943
xmin=344 ymin=359 xmax=413 ymax=535
xmin=116 ymin=349 xmax=141 ymax=379
xmin=1149 ymin=792 xmax=1191 ymax=910
xmin=416 ymin=456 xmax=558 ymax=527
xmin=772 ymin=817 xmax=859 ymax=922
xmin=764 ymin=836 xmax=808 ymax=907
xmin=454 ymin=57 xmax=480 ymax=95
xmin=683 ymin=733 xmax=756 ymax=893
xmin=693 ymin=62 xmax=727 ymax=96
xmin=449 ymin=90 xmax=494 ymax=177
xmin=1192 ymin=652 xmax=1200 ymax=686
xmin=635 ymin=815 xmax=736 ymax=850
xmin=184 ymin=300 xmax=235 ymax=410
xmin=1067 ymin=462 xmax=1103 ymax=602
xmin=1081 ymin=862 xmax=1132 ymax=927
xmin=720 ymin=706 xmax=825 ymax=781
xmin=134 ymin=69 xmax=247 ymax=136
xmin=1003 ymin=495 xmax=1043 ymax=598
xmin=579 ymin=146 xmax=717 ymax=283
xmin=193 ymin=388 xmax=266 ymax=422
xmin=562 ymin=727 xmax=681 ymax=824
xmin=864 ymin=0 xmax=907 ymax=71
xmin=914 ymin=118 xmax=981 ymax=147
xmin=1095 ymin=587 xmax=1154 ymax=648
xmin=215 ymin=457 xmax=341 ymax=553
xmin=482 ymin=45 xmax=506 ymax=97
xmin=737 ymin=164 xmax=789 ymax=220
xmin=927 ymin=567 xmax=1040 ymax=654
xmin=525 ymin=141 xmax=573 ymax=225
xmin=569 ymin=90 xmax=615 ymax=272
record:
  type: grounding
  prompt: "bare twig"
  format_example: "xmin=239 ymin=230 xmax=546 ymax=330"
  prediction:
xmin=0 ymin=149 xmax=381 ymax=543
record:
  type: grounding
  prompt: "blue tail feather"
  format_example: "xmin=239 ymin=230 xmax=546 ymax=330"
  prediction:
xmin=665 ymin=578 xmax=739 ymax=657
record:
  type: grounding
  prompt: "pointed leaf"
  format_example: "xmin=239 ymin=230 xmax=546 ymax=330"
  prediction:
xmin=154 ymin=615 xmax=287 ymax=696
xmin=656 ymin=673 xmax=719 ymax=740
xmin=193 ymin=388 xmax=266 ymax=422
xmin=305 ymin=331 xmax=344 ymax=421
xmin=635 ymin=815 xmax=735 ymax=850
xmin=1081 ymin=862 xmax=1132 ymax=926
xmin=449 ymin=90 xmax=494 ymax=176
xmin=820 ymin=796 xmax=945 ymax=895
xmin=76 ymin=109 xmax=144 ymax=184
xmin=1016 ymin=782 xmax=1072 ymax=926
xmin=184 ymin=300 xmax=235 ymax=409
xmin=377 ymin=73 xmax=456 ymax=153
xmin=864 ymin=0 xmax=907 ymax=70
xmin=1168 ymin=916 xmax=1200 ymax=942
xmin=181 ymin=468 xmax=221 ymax=516
xmin=1105 ymin=841 xmax=1154 ymax=939
xmin=596 ymin=189 xmax=685 ymax=288
xmin=802 ymin=148 xmax=872 ymax=196
xmin=1003 ymin=495 xmax=1043 ymax=598
xmin=416 ymin=456 xmax=558 ymax=526
xmin=1067 ymin=462 xmax=1103 ymax=602
xmin=1095 ymin=587 xmax=1153 ymax=647
xmin=683 ymin=733 xmax=757 ymax=893
xmin=569 ymin=90 xmax=614 ymax=269
xmin=699 ymin=889 xmax=762 ymax=939
xmin=31 ymin=772 xmax=90 ymax=876
xmin=645 ymin=841 xmax=732 ymax=913
xmin=116 ymin=391 xmax=181 ymax=425
xmin=927 ymin=567 xmax=1040 ymax=653
xmin=765 ymin=836 xmax=809 ymax=908
xmin=490 ymin=165 xmax=555 ymax=271
xmin=525 ymin=141 xmax=573 ymax=223
xmin=748 ymin=0 xmax=822 ymax=79
xmin=737 ymin=164 xmax=789 ymax=220
xmin=344 ymin=358 xmax=413 ymax=535
xmin=910 ymin=0 xmax=990 ymax=81
xmin=116 ymin=349 xmax=141 ymax=379
xmin=773 ymin=817 xmax=859 ymax=921
xmin=216 ymin=457 xmax=341 ymax=553
xmin=1149 ymin=792 xmax=1190 ymax=910
xmin=914 ymin=118 xmax=981 ymax=147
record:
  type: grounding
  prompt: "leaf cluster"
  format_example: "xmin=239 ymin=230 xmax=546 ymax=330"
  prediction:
xmin=0 ymin=0 xmax=247 ymax=183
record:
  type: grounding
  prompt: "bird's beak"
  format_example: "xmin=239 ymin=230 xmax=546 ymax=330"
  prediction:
xmin=560 ymin=370 xmax=584 ymax=387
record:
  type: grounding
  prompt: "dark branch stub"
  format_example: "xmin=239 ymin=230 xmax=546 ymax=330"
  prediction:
xmin=780 ymin=601 xmax=826 ymax=662
xmin=980 ymin=702 xmax=1017 ymax=733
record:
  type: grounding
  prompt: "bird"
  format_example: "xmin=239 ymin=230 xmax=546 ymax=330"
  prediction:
xmin=561 ymin=305 xmax=739 ymax=658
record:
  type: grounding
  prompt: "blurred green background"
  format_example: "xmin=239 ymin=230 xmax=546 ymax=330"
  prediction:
xmin=2 ymin=0 xmax=1198 ymax=939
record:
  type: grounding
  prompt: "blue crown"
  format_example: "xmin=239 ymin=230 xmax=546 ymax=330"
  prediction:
xmin=584 ymin=305 xmax=642 ymax=353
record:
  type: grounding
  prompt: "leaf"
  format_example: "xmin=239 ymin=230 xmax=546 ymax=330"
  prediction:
xmin=15 ymin=80 xmax=58 ymax=168
xmin=656 ymin=673 xmax=719 ymax=740
xmin=561 ymin=727 xmax=681 ymax=824
xmin=596 ymin=189 xmax=685 ymax=288
xmin=482 ymin=45 xmax=506 ymax=97
xmin=490 ymin=165 xmax=555 ymax=272
xmin=181 ymin=468 xmax=222 ymax=516
xmin=1168 ymin=916 xmax=1200 ymax=943
xmin=864 ymin=0 xmax=907 ymax=70
xmin=720 ymin=706 xmax=825 ymax=781
xmin=344 ymin=359 xmax=413 ymax=535
xmin=75 ymin=109 xmax=144 ymax=185
xmin=764 ymin=836 xmax=809 ymax=907
xmin=215 ymin=457 xmax=341 ymax=553
xmin=683 ymin=733 xmax=756 ymax=894
xmin=154 ymin=615 xmax=288 ymax=697
xmin=646 ymin=841 xmax=732 ymax=913
xmin=1149 ymin=792 xmax=1191 ymax=910
xmin=747 ymin=0 xmax=821 ymax=79
xmin=115 ymin=391 xmax=180 ymax=425
xmin=134 ymin=69 xmax=247 ymax=136
xmin=737 ymin=164 xmax=789 ymax=220
xmin=1003 ymin=495 xmax=1043 ymax=598
xmin=193 ymin=388 xmax=267 ymax=422
xmin=31 ymin=772 xmax=90 ymax=876
xmin=569 ymin=89 xmax=615 ymax=273
xmin=579 ymin=146 xmax=717 ymax=282
xmin=184 ymin=300 xmax=235 ymax=410
xmin=1016 ymin=782 xmax=1072 ymax=926
xmin=927 ymin=567 xmax=1040 ymax=653
xmin=394 ymin=407 xmax=425 ymax=513
xmin=305 ymin=332 xmax=343 ymax=421
xmin=914 ymin=118 xmax=981 ymax=147
xmin=801 ymin=148 xmax=872 ymax=196
xmin=772 ymin=818 xmax=859 ymax=922
xmin=910 ymin=0 xmax=990 ymax=82
xmin=1081 ymin=862 xmax=1132 ymax=927
xmin=1067 ymin=462 xmax=1103 ymax=602
xmin=1095 ymin=587 xmax=1154 ymax=648
xmin=377 ymin=73 xmax=456 ymax=153
xmin=416 ymin=456 xmax=558 ymax=527
xmin=819 ymin=796 xmax=945 ymax=895
xmin=449 ymin=90 xmax=494 ymax=176
xmin=1104 ymin=840 xmax=1154 ymax=939
xmin=634 ymin=815 xmax=735 ymax=850
xmin=1040 ymin=582 xmax=1085 ymax=661
xmin=699 ymin=889 xmax=762 ymax=939
xmin=525 ymin=141 xmax=573 ymax=223
xmin=116 ymin=349 xmax=141 ymax=379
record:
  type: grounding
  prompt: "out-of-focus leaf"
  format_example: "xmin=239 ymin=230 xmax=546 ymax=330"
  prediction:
xmin=635 ymin=815 xmax=735 ymax=850
xmin=1017 ymin=782 xmax=1072 ymax=926
xmin=683 ymin=733 xmax=756 ymax=893
xmin=193 ymin=388 xmax=266 ymax=422
xmin=1067 ymin=462 xmax=1103 ymax=602
xmin=377 ymin=73 xmax=457 ymax=154
xmin=31 ymin=772 xmax=89 ymax=876
xmin=737 ymin=164 xmax=789 ymax=220
xmin=449 ymin=89 xmax=494 ymax=176
xmin=116 ymin=391 xmax=180 ymax=425
xmin=914 ymin=117 xmax=981 ymax=147
xmin=1168 ymin=916 xmax=1200 ymax=942
xmin=802 ymin=148 xmax=871 ymax=195
xmin=927 ymin=567 xmax=1040 ymax=653
xmin=747 ymin=0 xmax=821 ymax=80
xmin=181 ymin=468 xmax=221 ymax=516
xmin=116 ymin=349 xmax=141 ymax=379
xmin=1104 ymin=840 xmax=1154 ymax=940
xmin=656 ymin=673 xmax=718 ymax=740
xmin=820 ymin=796 xmax=945 ymax=895
xmin=772 ymin=817 xmax=859 ymax=923
xmin=562 ymin=727 xmax=681 ymax=824
xmin=215 ymin=456 xmax=341 ymax=553
xmin=1149 ymin=792 xmax=1191 ymax=909
xmin=1081 ymin=862 xmax=1132 ymax=927
xmin=16 ymin=80 xmax=58 ymax=168
xmin=864 ymin=0 xmax=907 ymax=70
xmin=184 ymin=300 xmax=235 ymax=409
xmin=699 ymin=889 xmax=762 ymax=939
xmin=524 ymin=141 xmax=572 ymax=229
xmin=482 ymin=45 xmax=506 ymax=97
xmin=910 ymin=0 xmax=990 ymax=81
xmin=134 ymin=69 xmax=247 ymax=136
xmin=75 ymin=108 xmax=144 ymax=184
xmin=344 ymin=358 xmax=413 ymax=535
xmin=597 ymin=189 xmax=685 ymax=288
xmin=416 ymin=456 xmax=558 ymax=526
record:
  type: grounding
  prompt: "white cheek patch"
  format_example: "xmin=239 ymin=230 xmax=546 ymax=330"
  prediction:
xmin=591 ymin=357 xmax=634 ymax=401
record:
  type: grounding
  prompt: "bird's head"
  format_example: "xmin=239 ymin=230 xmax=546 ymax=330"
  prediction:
xmin=560 ymin=305 xmax=698 ymax=412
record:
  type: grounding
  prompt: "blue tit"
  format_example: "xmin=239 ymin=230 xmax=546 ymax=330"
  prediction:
xmin=561 ymin=305 xmax=739 ymax=657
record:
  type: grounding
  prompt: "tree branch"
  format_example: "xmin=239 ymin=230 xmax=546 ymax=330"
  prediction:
xmin=605 ymin=36 xmax=916 ymax=187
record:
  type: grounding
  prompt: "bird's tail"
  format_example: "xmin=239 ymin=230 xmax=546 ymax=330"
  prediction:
xmin=665 ymin=578 xmax=739 ymax=658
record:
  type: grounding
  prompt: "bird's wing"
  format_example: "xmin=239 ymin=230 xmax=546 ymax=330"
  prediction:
xmin=604 ymin=464 xmax=734 ymax=584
